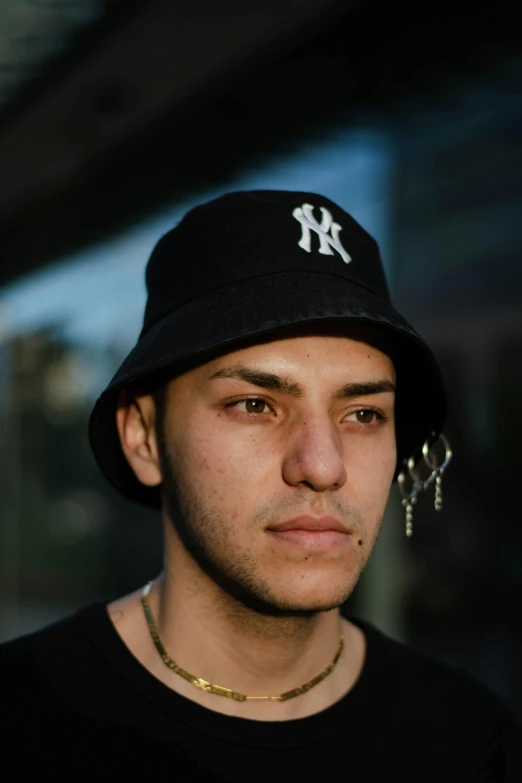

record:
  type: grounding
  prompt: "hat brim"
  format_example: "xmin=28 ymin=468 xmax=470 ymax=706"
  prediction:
xmin=89 ymin=271 xmax=446 ymax=508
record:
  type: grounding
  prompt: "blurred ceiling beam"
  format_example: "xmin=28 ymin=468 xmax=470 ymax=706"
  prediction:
xmin=0 ymin=0 xmax=519 ymax=287
xmin=0 ymin=0 xmax=347 ymax=209
xmin=0 ymin=0 xmax=350 ymax=285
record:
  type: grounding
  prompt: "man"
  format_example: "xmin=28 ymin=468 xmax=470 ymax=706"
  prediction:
xmin=1 ymin=191 xmax=520 ymax=781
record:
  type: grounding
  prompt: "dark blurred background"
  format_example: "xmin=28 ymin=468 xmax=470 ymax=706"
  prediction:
xmin=0 ymin=0 xmax=521 ymax=721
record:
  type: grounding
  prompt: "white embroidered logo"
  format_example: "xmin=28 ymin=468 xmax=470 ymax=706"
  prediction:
xmin=292 ymin=203 xmax=351 ymax=264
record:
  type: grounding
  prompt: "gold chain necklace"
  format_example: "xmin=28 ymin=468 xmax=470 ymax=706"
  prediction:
xmin=141 ymin=581 xmax=344 ymax=702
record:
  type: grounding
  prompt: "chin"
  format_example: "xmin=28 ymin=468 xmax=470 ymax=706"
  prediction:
xmin=259 ymin=594 xmax=349 ymax=616
xmin=247 ymin=576 xmax=358 ymax=616
xmin=194 ymin=543 xmax=362 ymax=616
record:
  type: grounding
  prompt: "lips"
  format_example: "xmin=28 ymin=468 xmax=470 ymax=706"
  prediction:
xmin=268 ymin=515 xmax=349 ymax=534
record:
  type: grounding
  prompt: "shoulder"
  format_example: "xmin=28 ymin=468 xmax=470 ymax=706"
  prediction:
xmin=361 ymin=617 xmax=510 ymax=712
xmin=0 ymin=603 xmax=106 ymax=699
xmin=357 ymin=617 xmax=505 ymax=699
xmin=352 ymin=618 xmax=522 ymax=778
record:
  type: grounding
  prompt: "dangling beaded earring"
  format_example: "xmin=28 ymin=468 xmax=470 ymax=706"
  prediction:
xmin=397 ymin=467 xmax=419 ymax=538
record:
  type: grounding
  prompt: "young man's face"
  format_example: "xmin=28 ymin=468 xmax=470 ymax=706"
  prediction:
xmin=153 ymin=332 xmax=396 ymax=614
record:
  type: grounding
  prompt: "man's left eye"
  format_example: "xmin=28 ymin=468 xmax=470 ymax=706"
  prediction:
xmin=235 ymin=399 xmax=268 ymax=414
xmin=351 ymin=409 xmax=380 ymax=424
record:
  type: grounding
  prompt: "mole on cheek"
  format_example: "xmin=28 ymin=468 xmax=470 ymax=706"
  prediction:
xmin=358 ymin=539 xmax=363 ymax=546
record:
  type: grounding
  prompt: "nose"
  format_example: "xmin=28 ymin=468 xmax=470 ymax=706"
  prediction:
xmin=281 ymin=414 xmax=347 ymax=492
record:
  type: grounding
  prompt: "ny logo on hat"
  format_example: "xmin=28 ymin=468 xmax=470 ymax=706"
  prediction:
xmin=292 ymin=203 xmax=351 ymax=264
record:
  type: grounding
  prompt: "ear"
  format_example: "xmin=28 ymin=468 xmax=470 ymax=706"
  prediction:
xmin=115 ymin=389 xmax=163 ymax=487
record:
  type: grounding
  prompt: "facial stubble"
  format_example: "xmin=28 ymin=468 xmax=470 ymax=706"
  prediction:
xmin=156 ymin=426 xmax=381 ymax=620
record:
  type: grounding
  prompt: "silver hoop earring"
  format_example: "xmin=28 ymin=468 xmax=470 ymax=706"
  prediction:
xmin=422 ymin=432 xmax=452 ymax=512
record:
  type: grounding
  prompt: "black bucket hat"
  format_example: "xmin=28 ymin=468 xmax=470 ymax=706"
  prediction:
xmin=88 ymin=190 xmax=447 ymax=508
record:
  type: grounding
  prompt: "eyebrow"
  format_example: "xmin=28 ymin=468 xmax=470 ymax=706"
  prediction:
xmin=208 ymin=365 xmax=396 ymax=399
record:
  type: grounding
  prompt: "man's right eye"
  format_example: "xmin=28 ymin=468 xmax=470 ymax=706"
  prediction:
xmin=228 ymin=398 xmax=271 ymax=415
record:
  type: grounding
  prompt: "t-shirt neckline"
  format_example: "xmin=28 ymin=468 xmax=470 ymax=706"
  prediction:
xmin=79 ymin=600 xmax=378 ymax=749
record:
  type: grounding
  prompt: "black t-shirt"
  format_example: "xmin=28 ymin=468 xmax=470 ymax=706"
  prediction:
xmin=1 ymin=602 xmax=521 ymax=782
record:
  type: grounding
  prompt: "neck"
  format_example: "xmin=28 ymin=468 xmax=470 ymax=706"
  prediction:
xmin=140 ymin=533 xmax=364 ymax=719
xmin=108 ymin=541 xmax=367 ymax=721
xmin=154 ymin=567 xmax=342 ymax=687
